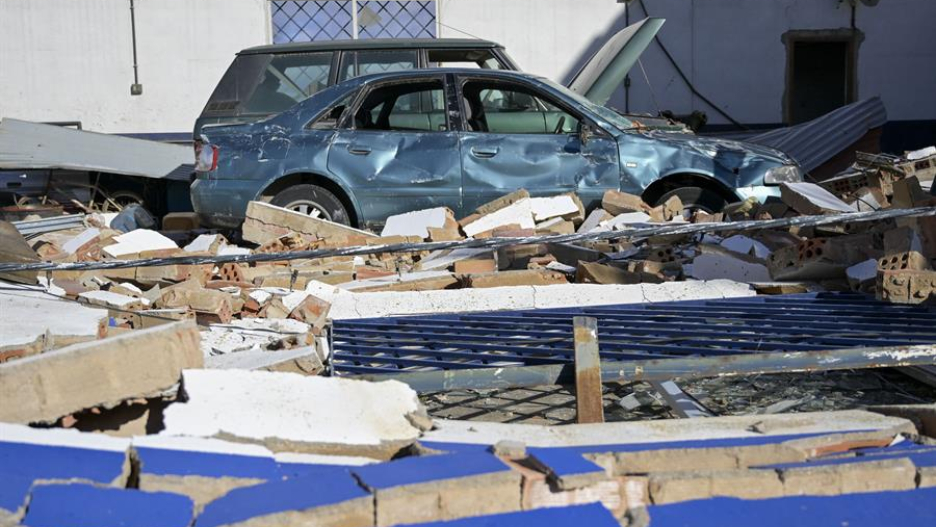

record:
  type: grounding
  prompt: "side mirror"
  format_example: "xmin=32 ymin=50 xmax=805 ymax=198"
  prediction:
xmin=579 ymin=123 xmax=595 ymax=146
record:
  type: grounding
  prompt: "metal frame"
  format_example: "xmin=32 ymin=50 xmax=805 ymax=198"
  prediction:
xmin=330 ymin=293 xmax=936 ymax=391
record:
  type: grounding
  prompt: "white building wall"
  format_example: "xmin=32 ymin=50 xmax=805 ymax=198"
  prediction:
xmin=0 ymin=0 xmax=270 ymax=135
xmin=438 ymin=0 xmax=936 ymax=126
xmin=1 ymin=0 xmax=933 ymax=135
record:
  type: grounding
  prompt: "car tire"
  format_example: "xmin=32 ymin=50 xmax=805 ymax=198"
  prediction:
xmin=655 ymin=186 xmax=728 ymax=215
xmin=269 ymin=184 xmax=351 ymax=225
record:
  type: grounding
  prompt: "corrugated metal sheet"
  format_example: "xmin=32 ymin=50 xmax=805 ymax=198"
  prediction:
xmin=0 ymin=119 xmax=193 ymax=181
xmin=745 ymin=97 xmax=887 ymax=173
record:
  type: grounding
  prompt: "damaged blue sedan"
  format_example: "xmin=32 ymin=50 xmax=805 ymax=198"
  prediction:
xmin=192 ymin=67 xmax=803 ymax=229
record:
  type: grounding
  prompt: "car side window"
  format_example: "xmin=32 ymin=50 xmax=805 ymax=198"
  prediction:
xmin=308 ymin=93 xmax=354 ymax=130
xmin=426 ymin=49 xmax=506 ymax=69
xmin=461 ymin=80 xmax=580 ymax=134
xmin=339 ymin=50 xmax=418 ymax=82
xmin=242 ymin=52 xmax=333 ymax=114
xmin=352 ymin=80 xmax=447 ymax=132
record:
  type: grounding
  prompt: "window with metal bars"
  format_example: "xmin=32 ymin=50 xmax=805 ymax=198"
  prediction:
xmin=271 ymin=0 xmax=436 ymax=43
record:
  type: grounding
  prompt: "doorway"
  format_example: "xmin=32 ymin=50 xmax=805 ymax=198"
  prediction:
xmin=783 ymin=30 xmax=862 ymax=124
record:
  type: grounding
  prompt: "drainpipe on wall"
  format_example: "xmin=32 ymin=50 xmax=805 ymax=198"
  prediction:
xmin=129 ymin=0 xmax=143 ymax=95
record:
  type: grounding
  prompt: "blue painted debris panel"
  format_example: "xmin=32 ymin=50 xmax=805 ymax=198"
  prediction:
xmin=196 ymin=470 xmax=369 ymax=527
xmin=527 ymin=447 xmax=605 ymax=480
xmin=275 ymin=461 xmax=355 ymax=479
xmin=395 ymin=503 xmax=618 ymax=527
xmin=22 ymin=484 xmax=193 ymax=527
xmin=353 ymin=451 xmax=510 ymax=490
xmin=135 ymin=446 xmax=279 ymax=480
xmin=647 ymin=487 xmax=936 ymax=527
xmin=0 ymin=442 xmax=126 ymax=512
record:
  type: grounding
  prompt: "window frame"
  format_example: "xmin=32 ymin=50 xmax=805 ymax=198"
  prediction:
xmin=336 ymin=49 xmax=422 ymax=83
xmin=454 ymin=75 xmax=602 ymax=136
xmin=339 ymin=74 xmax=453 ymax=134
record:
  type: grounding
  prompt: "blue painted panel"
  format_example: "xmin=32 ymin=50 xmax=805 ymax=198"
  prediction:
xmin=23 ymin=484 xmax=193 ymax=527
xmin=0 ymin=442 xmax=126 ymax=511
xmin=393 ymin=503 xmax=618 ymax=527
xmin=136 ymin=447 xmax=280 ymax=480
xmin=647 ymin=488 xmax=936 ymax=527
xmin=527 ymin=448 xmax=605 ymax=480
xmin=275 ymin=462 xmax=355 ymax=479
xmin=353 ymin=452 xmax=510 ymax=490
xmin=196 ymin=471 xmax=369 ymax=527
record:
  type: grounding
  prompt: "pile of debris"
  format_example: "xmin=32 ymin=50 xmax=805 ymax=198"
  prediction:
xmin=1 ymin=145 xmax=935 ymax=525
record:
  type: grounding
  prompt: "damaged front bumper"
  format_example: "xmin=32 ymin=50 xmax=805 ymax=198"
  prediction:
xmin=191 ymin=176 xmax=266 ymax=229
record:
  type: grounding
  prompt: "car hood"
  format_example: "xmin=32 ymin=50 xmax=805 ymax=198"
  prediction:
xmin=568 ymin=17 xmax=665 ymax=106
xmin=642 ymin=131 xmax=795 ymax=166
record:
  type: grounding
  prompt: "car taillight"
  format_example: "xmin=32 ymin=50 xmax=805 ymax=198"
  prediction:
xmin=194 ymin=140 xmax=219 ymax=172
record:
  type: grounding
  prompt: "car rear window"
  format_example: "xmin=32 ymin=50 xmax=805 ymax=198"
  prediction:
xmin=338 ymin=50 xmax=418 ymax=81
xmin=202 ymin=52 xmax=334 ymax=116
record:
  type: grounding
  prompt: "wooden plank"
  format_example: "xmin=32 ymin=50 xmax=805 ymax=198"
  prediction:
xmin=573 ymin=316 xmax=604 ymax=424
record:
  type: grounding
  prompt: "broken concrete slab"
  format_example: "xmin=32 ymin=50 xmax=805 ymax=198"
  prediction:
xmin=0 ymin=320 xmax=202 ymax=423
xmin=381 ymin=207 xmax=457 ymax=239
xmin=205 ymin=345 xmax=323 ymax=375
xmin=132 ymin=435 xmax=278 ymax=511
xmin=529 ymin=194 xmax=583 ymax=223
xmin=780 ymin=182 xmax=858 ymax=215
xmin=420 ymin=410 xmax=914 ymax=449
xmin=305 ymin=279 xmax=754 ymax=320
xmin=183 ymin=233 xmax=227 ymax=254
xmin=102 ymin=229 xmax=178 ymax=258
xmin=0 ymin=284 xmax=109 ymax=358
xmin=242 ymin=201 xmax=376 ymax=246
xmin=162 ymin=369 xmax=429 ymax=459
xmin=720 ymin=235 xmax=772 ymax=259
xmin=460 ymin=198 xmax=535 ymax=238
xmin=690 ymin=248 xmax=771 ymax=283
xmin=354 ymin=452 xmax=520 ymax=526
xmin=195 ymin=471 xmax=372 ymax=527
xmin=78 ymin=290 xmax=147 ymax=311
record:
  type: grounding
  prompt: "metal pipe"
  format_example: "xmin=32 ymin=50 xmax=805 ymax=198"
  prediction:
xmin=353 ymin=343 xmax=936 ymax=393
xmin=129 ymin=0 xmax=141 ymax=94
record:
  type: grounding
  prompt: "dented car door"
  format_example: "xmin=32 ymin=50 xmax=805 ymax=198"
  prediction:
xmin=325 ymin=76 xmax=462 ymax=224
xmin=456 ymin=75 xmax=620 ymax=212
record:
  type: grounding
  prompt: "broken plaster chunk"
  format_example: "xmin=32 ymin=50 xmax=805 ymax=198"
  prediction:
xmin=78 ymin=290 xmax=148 ymax=310
xmin=184 ymin=233 xmax=226 ymax=254
xmin=381 ymin=207 xmax=456 ymax=239
xmin=161 ymin=369 xmax=429 ymax=459
xmin=690 ymin=252 xmax=771 ymax=283
xmin=780 ymin=182 xmax=857 ymax=215
xmin=601 ymin=212 xmax=652 ymax=231
xmin=461 ymin=198 xmax=535 ymax=237
xmin=720 ymin=235 xmax=772 ymax=260
xmin=61 ymin=228 xmax=100 ymax=255
xmin=529 ymin=195 xmax=581 ymax=222
xmin=102 ymin=229 xmax=178 ymax=258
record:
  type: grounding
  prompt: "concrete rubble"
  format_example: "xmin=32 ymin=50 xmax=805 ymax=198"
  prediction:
xmin=0 ymin=148 xmax=935 ymax=526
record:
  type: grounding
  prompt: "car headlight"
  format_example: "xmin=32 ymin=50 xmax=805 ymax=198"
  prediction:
xmin=764 ymin=164 xmax=803 ymax=185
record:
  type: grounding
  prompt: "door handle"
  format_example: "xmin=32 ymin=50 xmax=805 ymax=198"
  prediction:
xmin=470 ymin=146 xmax=498 ymax=159
xmin=347 ymin=145 xmax=371 ymax=156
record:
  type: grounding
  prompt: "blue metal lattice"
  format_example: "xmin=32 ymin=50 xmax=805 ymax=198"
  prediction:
xmin=271 ymin=1 xmax=436 ymax=43
xmin=331 ymin=293 xmax=936 ymax=375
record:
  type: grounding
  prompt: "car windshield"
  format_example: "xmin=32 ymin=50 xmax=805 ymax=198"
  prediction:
xmin=540 ymin=78 xmax=634 ymax=131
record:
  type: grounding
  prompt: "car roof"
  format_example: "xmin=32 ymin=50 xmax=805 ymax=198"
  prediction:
xmin=348 ymin=68 xmax=546 ymax=84
xmin=240 ymin=38 xmax=502 ymax=55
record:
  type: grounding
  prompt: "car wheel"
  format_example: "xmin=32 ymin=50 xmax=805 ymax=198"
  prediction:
xmin=655 ymin=186 xmax=728 ymax=216
xmin=270 ymin=184 xmax=351 ymax=225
